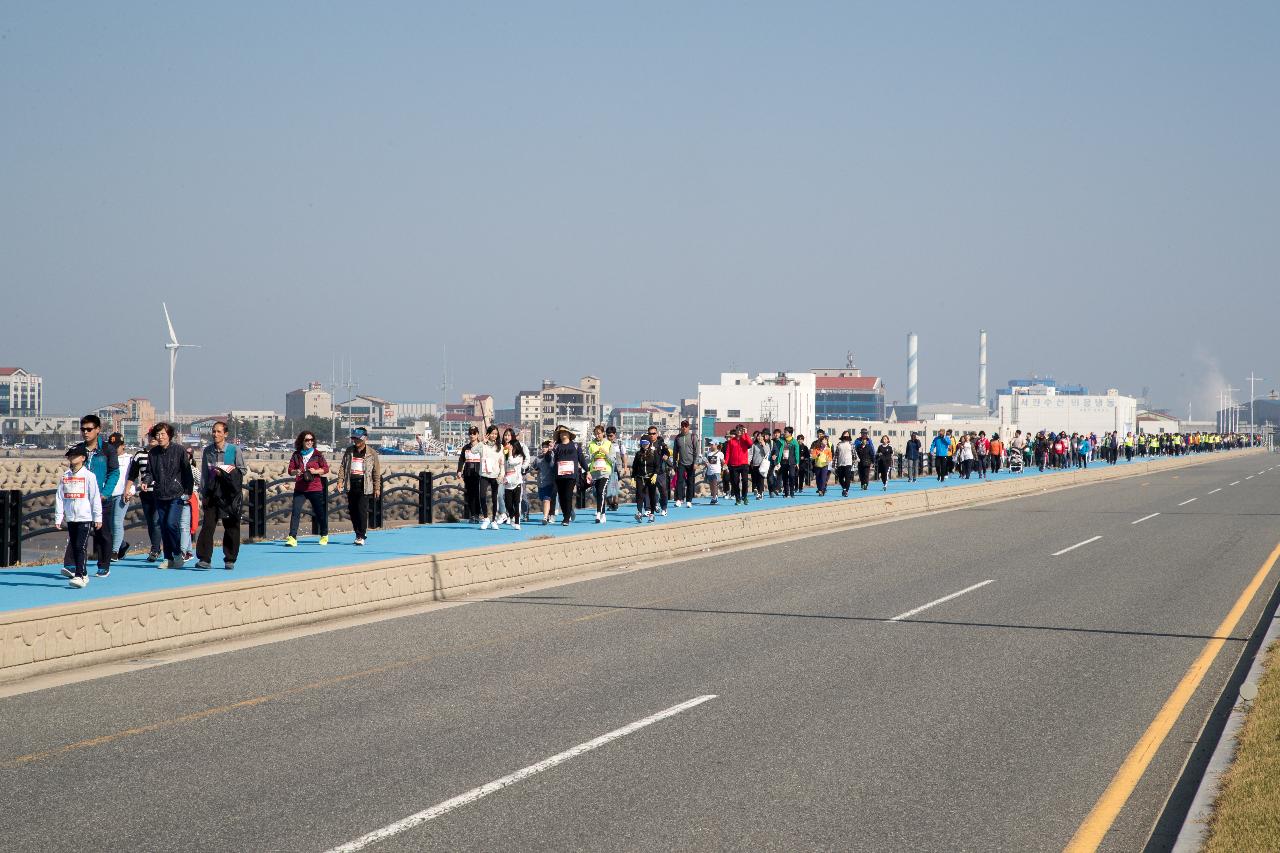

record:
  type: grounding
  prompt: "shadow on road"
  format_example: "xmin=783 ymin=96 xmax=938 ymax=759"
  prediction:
xmin=481 ymin=597 xmax=1252 ymax=643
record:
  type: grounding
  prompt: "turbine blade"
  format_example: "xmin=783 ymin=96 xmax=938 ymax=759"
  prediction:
xmin=163 ymin=302 xmax=178 ymax=345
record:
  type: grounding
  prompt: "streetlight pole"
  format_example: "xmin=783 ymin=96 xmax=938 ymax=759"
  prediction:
xmin=1225 ymin=385 xmax=1240 ymax=434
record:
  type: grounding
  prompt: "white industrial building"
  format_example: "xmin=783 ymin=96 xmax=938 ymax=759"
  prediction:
xmin=998 ymin=388 xmax=1137 ymax=436
xmin=697 ymin=372 xmax=816 ymax=440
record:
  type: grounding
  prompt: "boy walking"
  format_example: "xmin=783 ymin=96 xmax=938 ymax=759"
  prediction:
xmin=55 ymin=445 xmax=103 ymax=589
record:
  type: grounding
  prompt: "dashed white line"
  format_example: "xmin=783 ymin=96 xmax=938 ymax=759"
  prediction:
xmin=1178 ymin=498 xmax=1197 ymax=506
xmin=1131 ymin=513 xmax=1160 ymax=525
xmin=1246 ymin=476 xmax=1254 ymax=480
xmin=1053 ymin=535 xmax=1103 ymax=557
xmin=886 ymin=580 xmax=995 ymax=623
xmin=1230 ymin=481 xmax=1241 ymax=486
xmin=1208 ymin=488 xmax=1222 ymax=494
xmin=323 ymin=695 xmax=718 ymax=852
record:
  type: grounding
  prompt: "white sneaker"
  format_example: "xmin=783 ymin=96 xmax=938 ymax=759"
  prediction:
xmin=660 ymin=509 xmax=667 ymax=516
xmin=480 ymin=518 xmax=490 ymax=530
xmin=354 ymin=538 xmax=365 ymax=546
xmin=599 ymin=514 xmax=606 ymax=525
xmin=498 ymin=514 xmax=509 ymax=525
xmin=69 ymin=575 xmax=88 ymax=589
xmin=513 ymin=522 xmax=520 ymax=531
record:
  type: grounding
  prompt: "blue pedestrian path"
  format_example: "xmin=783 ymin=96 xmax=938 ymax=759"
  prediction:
xmin=0 ymin=456 xmax=1186 ymax=614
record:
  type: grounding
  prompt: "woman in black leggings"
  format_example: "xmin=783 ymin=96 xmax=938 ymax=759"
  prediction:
xmin=875 ymin=435 xmax=894 ymax=491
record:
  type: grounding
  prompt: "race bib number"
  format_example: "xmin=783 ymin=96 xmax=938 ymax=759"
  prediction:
xmin=482 ymin=458 xmax=500 ymax=478
xmin=592 ymin=459 xmax=608 ymax=472
xmin=557 ymin=460 xmax=576 ymax=476
xmin=464 ymin=451 xmax=481 ymax=464
xmin=63 ymin=475 xmax=86 ymax=500
xmin=350 ymin=458 xmax=365 ymax=476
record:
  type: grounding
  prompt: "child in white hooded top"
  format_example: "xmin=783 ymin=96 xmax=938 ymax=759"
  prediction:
xmin=55 ymin=445 xmax=103 ymax=588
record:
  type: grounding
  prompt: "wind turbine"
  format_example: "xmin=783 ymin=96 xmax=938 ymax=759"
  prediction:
xmin=163 ymin=303 xmax=200 ymax=423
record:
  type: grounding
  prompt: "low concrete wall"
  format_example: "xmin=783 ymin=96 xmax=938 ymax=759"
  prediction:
xmin=0 ymin=451 xmax=1256 ymax=683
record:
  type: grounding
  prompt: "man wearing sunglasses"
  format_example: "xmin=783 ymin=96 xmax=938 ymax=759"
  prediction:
xmin=65 ymin=415 xmax=120 ymax=578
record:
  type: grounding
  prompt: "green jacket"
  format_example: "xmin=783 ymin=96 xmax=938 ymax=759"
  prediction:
xmin=776 ymin=437 xmax=800 ymax=466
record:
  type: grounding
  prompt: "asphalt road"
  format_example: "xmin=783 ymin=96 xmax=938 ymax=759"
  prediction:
xmin=1 ymin=451 xmax=1276 ymax=852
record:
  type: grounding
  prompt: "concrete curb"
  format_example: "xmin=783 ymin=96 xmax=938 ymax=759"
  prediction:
xmin=1170 ymin=608 xmax=1280 ymax=852
xmin=0 ymin=450 xmax=1256 ymax=684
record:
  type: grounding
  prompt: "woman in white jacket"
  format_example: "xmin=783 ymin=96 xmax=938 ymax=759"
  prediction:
xmin=500 ymin=428 xmax=528 ymax=531
xmin=477 ymin=425 xmax=504 ymax=529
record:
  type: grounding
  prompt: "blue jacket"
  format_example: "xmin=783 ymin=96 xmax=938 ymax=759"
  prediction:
xmin=78 ymin=436 xmax=120 ymax=498
xmin=930 ymin=436 xmax=949 ymax=457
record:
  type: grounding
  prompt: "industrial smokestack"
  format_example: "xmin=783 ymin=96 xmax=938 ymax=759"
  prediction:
xmin=907 ymin=332 xmax=918 ymax=406
xmin=978 ymin=329 xmax=988 ymax=409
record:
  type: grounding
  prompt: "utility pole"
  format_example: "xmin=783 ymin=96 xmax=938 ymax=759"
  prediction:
xmin=329 ymin=355 xmax=338 ymax=449
xmin=439 ymin=344 xmax=453 ymax=401
xmin=1246 ymin=372 xmax=1263 ymax=439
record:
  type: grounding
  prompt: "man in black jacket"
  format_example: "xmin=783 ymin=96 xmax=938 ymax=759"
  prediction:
xmin=853 ymin=428 xmax=875 ymax=490
xmin=904 ymin=432 xmax=922 ymax=482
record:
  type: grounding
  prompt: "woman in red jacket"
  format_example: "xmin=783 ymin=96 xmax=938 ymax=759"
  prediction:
xmin=286 ymin=430 xmax=330 ymax=546
xmin=724 ymin=424 xmax=753 ymax=506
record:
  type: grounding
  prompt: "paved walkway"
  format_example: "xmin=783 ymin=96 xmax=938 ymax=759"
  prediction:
xmin=0 ymin=455 xmax=1212 ymax=613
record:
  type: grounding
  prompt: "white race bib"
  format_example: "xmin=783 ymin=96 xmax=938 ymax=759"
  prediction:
xmin=557 ymin=460 xmax=576 ymax=477
xmin=350 ymin=458 xmax=365 ymax=476
xmin=592 ymin=459 xmax=608 ymax=472
xmin=63 ymin=475 xmax=86 ymax=500
xmin=464 ymin=451 xmax=481 ymax=464
xmin=482 ymin=458 xmax=500 ymax=478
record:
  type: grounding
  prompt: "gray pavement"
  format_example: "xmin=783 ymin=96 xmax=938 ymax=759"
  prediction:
xmin=0 ymin=452 xmax=1276 ymax=852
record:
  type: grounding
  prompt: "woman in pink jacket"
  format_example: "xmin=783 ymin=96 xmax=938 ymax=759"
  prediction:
xmin=286 ymin=430 xmax=330 ymax=546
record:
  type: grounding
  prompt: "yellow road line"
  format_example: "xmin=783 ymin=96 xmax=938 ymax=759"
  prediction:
xmin=1064 ymin=540 xmax=1280 ymax=852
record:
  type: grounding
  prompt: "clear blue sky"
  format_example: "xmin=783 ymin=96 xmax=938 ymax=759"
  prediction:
xmin=3 ymin=3 xmax=1276 ymax=418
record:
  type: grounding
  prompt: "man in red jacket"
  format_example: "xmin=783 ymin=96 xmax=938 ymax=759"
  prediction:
xmin=724 ymin=424 xmax=754 ymax=506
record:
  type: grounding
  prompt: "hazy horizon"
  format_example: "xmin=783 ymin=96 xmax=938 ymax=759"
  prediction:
xmin=3 ymin=3 xmax=1276 ymax=419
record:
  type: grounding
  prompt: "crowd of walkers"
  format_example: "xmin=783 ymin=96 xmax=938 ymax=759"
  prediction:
xmin=449 ymin=420 xmax=1259 ymax=529
xmin=51 ymin=410 xmax=1258 ymax=588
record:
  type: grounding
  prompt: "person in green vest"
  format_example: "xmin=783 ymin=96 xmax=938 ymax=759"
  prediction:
xmin=587 ymin=424 xmax=614 ymax=524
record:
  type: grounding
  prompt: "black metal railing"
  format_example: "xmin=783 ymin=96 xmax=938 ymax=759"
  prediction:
xmin=1 ymin=441 xmax=1257 ymax=567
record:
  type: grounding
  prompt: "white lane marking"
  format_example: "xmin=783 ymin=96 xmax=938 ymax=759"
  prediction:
xmin=1131 ymin=513 xmax=1160 ymax=525
xmin=1230 ymin=481 xmax=1241 ymax=486
xmin=1208 ymin=488 xmax=1222 ymax=494
xmin=1052 ymin=535 xmax=1103 ymax=557
xmin=323 ymin=695 xmax=718 ymax=852
xmin=1246 ymin=476 xmax=1254 ymax=480
xmin=1178 ymin=498 xmax=1198 ymax=506
xmin=886 ymin=579 xmax=995 ymax=622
